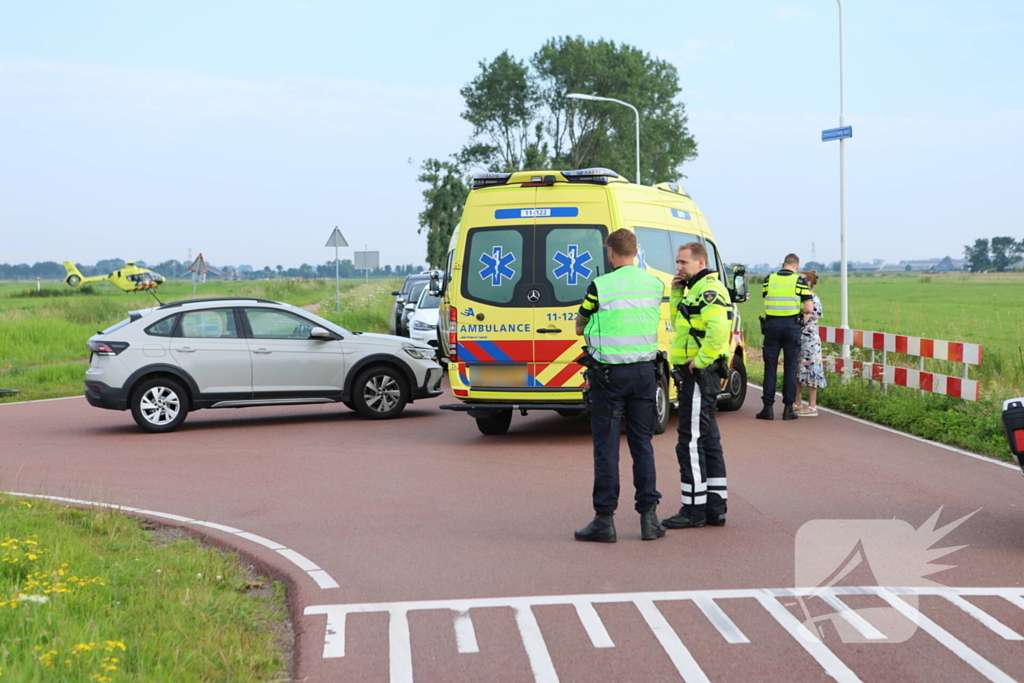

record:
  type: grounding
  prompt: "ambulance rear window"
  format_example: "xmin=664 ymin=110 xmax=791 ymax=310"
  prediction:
xmin=542 ymin=227 xmax=605 ymax=305
xmin=465 ymin=228 xmax=524 ymax=304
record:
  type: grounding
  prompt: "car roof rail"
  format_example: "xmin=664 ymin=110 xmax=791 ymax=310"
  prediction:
xmin=158 ymin=297 xmax=278 ymax=309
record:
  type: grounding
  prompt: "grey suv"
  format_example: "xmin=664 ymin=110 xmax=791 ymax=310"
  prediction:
xmin=84 ymin=297 xmax=444 ymax=432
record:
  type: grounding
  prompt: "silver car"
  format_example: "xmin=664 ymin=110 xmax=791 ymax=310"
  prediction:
xmin=84 ymin=297 xmax=443 ymax=433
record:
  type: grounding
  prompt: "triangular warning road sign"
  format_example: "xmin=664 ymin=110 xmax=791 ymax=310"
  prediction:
xmin=188 ymin=253 xmax=208 ymax=274
xmin=325 ymin=227 xmax=349 ymax=248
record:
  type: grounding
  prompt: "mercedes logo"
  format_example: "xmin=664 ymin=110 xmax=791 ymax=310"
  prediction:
xmin=527 ymin=289 xmax=541 ymax=303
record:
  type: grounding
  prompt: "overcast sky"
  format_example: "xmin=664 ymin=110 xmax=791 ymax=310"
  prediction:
xmin=1 ymin=0 xmax=1020 ymax=271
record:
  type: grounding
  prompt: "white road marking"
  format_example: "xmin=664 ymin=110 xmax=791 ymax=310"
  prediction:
xmin=304 ymin=586 xmax=1024 ymax=682
xmin=692 ymin=596 xmax=749 ymax=644
xmin=755 ymin=593 xmax=862 ymax=683
xmin=512 ymin=602 xmax=560 ymax=683
xmin=4 ymin=492 xmax=339 ymax=590
xmin=0 ymin=395 xmax=83 ymax=406
xmin=453 ymin=609 xmax=479 ymax=654
xmin=748 ymin=382 xmax=1019 ymax=471
xmin=875 ymin=589 xmax=1016 ymax=683
xmin=942 ymin=594 xmax=1024 ymax=640
xmin=816 ymin=590 xmax=888 ymax=641
xmin=573 ymin=600 xmax=614 ymax=648
xmin=635 ymin=598 xmax=710 ymax=683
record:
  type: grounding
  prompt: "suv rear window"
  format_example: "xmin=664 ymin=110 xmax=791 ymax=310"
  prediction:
xmin=145 ymin=314 xmax=179 ymax=337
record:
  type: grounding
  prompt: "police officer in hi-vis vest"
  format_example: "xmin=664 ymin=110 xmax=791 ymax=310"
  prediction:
xmin=662 ymin=242 xmax=730 ymax=529
xmin=758 ymin=253 xmax=813 ymax=421
xmin=573 ymin=228 xmax=666 ymax=543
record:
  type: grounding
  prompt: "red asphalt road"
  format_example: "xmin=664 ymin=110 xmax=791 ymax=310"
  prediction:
xmin=2 ymin=389 xmax=1024 ymax=683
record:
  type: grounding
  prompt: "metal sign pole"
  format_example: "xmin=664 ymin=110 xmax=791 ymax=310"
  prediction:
xmin=335 ymin=244 xmax=340 ymax=313
xmin=365 ymin=244 xmax=369 ymax=285
xmin=837 ymin=0 xmax=850 ymax=375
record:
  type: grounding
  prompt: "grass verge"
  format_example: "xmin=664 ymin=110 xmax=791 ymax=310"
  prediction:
xmin=0 ymin=493 xmax=290 ymax=682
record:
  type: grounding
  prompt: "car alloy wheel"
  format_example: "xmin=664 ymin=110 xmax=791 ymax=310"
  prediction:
xmin=131 ymin=377 xmax=189 ymax=433
xmin=140 ymin=386 xmax=181 ymax=425
xmin=352 ymin=366 xmax=408 ymax=420
xmin=365 ymin=374 xmax=400 ymax=412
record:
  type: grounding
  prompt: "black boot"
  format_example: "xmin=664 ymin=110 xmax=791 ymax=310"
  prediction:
xmin=756 ymin=405 xmax=774 ymax=420
xmin=662 ymin=507 xmax=707 ymax=529
xmin=640 ymin=506 xmax=666 ymax=540
xmin=707 ymin=514 xmax=727 ymax=527
xmin=782 ymin=404 xmax=798 ymax=420
xmin=574 ymin=514 xmax=616 ymax=543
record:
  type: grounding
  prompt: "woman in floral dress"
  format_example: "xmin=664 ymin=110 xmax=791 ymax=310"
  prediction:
xmin=796 ymin=270 xmax=826 ymax=416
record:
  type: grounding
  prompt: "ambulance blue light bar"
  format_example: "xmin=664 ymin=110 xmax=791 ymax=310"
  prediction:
xmin=472 ymin=172 xmax=513 ymax=189
xmin=562 ymin=168 xmax=620 ymax=184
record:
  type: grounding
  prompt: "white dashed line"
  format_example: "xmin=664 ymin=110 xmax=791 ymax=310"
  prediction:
xmin=4 ymin=492 xmax=339 ymax=590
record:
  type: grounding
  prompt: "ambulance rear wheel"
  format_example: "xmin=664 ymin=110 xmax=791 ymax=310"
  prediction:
xmin=718 ymin=355 xmax=747 ymax=412
xmin=475 ymin=409 xmax=512 ymax=435
xmin=654 ymin=372 xmax=670 ymax=435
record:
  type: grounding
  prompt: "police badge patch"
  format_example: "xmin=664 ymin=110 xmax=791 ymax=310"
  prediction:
xmin=703 ymin=290 xmax=718 ymax=304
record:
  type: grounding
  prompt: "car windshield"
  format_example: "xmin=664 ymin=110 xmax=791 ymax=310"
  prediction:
xmin=407 ymin=283 xmax=427 ymax=305
xmin=418 ymin=292 xmax=441 ymax=309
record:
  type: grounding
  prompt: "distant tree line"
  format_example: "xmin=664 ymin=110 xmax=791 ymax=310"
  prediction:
xmin=963 ymin=237 xmax=1023 ymax=273
xmin=0 ymin=259 xmax=423 ymax=281
xmin=417 ymin=35 xmax=698 ymax=268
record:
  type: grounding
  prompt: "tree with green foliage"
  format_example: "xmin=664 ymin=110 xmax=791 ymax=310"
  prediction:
xmin=457 ymin=37 xmax=697 ymax=182
xmin=531 ymin=36 xmax=696 ymax=182
xmin=990 ymin=236 xmax=1018 ymax=272
xmin=963 ymin=238 xmax=992 ymax=272
xmin=459 ymin=51 xmax=547 ymax=172
xmin=417 ymin=158 xmax=470 ymax=268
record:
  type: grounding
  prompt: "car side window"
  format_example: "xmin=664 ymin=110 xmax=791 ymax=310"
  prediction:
xmin=145 ymin=314 xmax=179 ymax=337
xmin=244 ymin=309 xmax=315 ymax=339
xmin=179 ymin=310 xmax=239 ymax=339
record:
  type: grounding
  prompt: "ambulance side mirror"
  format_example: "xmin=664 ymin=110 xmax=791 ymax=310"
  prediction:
xmin=731 ymin=265 xmax=749 ymax=303
xmin=1002 ymin=398 xmax=1024 ymax=471
xmin=428 ymin=271 xmax=443 ymax=297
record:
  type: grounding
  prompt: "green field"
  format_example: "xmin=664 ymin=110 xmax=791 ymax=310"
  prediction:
xmin=737 ymin=272 xmax=1024 ymax=459
xmin=0 ymin=278 xmax=399 ymax=402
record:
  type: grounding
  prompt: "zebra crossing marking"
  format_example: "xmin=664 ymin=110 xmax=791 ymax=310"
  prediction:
xmin=304 ymin=586 xmax=1024 ymax=682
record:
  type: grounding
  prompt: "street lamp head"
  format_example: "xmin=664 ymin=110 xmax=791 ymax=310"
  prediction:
xmin=566 ymin=93 xmax=599 ymax=101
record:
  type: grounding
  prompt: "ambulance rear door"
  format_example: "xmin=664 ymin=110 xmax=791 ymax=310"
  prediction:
xmin=529 ymin=187 xmax=612 ymax=394
xmin=456 ymin=189 xmax=537 ymax=392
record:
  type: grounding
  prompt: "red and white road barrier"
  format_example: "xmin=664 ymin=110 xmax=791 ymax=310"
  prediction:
xmin=819 ymin=326 xmax=983 ymax=402
xmin=822 ymin=356 xmax=981 ymax=401
xmin=819 ymin=327 xmax=982 ymax=365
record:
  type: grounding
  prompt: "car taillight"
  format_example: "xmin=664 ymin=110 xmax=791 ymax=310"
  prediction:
xmin=449 ymin=306 xmax=458 ymax=362
xmin=88 ymin=340 xmax=129 ymax=356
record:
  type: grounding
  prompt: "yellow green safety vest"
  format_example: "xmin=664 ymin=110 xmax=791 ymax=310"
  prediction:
xmin=585 ymin=265 xmax=664 ymax=364
xmin=762 ymin=270 xmax=808 ymax=317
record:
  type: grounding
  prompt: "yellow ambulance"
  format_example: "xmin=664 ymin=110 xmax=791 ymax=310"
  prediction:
xmin=435 ymin=168 xmax=748 ymax=435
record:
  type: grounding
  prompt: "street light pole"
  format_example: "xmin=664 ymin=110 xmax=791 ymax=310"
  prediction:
xmin=566 ymin=93 xmax=641 ymax=185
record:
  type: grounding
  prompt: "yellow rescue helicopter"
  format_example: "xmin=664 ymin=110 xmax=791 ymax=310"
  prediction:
xmin=63 ymin=261 xmax=166 ymax=292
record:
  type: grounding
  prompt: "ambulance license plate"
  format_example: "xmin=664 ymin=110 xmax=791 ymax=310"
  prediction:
xmin=470 ymin=364 xmax=528 ymax=387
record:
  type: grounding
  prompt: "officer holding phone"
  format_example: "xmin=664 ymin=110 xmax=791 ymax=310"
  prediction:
xmin=663 ymin=242 xmax=731 ymax=529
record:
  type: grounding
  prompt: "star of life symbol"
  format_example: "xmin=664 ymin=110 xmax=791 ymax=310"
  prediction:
xmin=479 ymin=246 xmax=516 ymax=286
xmin=793 ymin=506 xmax=977 ymax=644
xmin=636 ymin=245 xmax=648 ymax=271
xmin=552 ymin=245 xmax=593 ymax=286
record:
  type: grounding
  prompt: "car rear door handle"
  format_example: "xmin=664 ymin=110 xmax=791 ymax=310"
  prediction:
xmin=177 ymin=346 xmax=196 ymax=353
xmin=538 ymin=328 xmax=562 ymax=334
xmin=253 ymin=348 xmax=272 ymax=354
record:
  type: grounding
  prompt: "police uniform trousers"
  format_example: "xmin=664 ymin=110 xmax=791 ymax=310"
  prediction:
xmin=675 ymin=366 xmax=727 ymax=517
xmin=587 ymin=361 xmax=662 ymax=516
xmin=761 ymin=315 xmax=803 ymax=406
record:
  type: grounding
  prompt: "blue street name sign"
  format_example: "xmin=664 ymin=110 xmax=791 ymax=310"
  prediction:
xmin=822 ymin=126 xmax=853 ymax=142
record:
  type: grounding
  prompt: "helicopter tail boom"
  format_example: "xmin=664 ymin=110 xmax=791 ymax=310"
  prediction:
xmin=63 ymin=262 xmax=105 ymax=287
